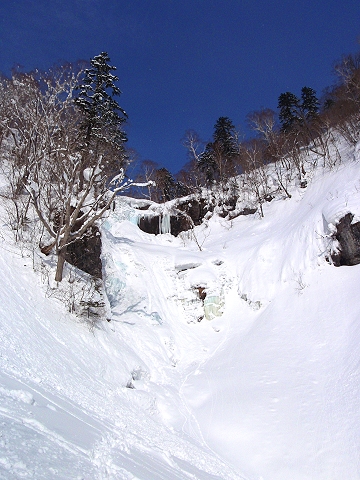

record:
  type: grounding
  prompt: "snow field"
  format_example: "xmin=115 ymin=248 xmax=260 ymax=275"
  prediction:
xmin=1 ymin=138 xmax=360 ymax=478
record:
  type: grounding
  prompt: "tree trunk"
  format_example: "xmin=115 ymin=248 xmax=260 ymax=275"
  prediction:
xmin=55 ymin=246 xmax=67 ymax=282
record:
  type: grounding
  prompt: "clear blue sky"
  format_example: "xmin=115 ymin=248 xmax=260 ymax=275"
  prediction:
xmin=0 ymin=0 xmax=359 ymax=173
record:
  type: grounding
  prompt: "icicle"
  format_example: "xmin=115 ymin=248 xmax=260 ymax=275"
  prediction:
xmin=159 ymin=213 xmax=171 ymax=234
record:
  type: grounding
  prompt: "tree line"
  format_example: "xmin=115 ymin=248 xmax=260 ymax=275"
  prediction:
xmin=134 ymin=49 xmax=360 ymax=205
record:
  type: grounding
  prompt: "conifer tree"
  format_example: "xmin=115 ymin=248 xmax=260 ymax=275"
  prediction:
xmin=198 ymin=142 xmax=218 ymax=184
xmin=75 ymin=52 xmax=127 ymax=152
xmin=278 ymin=88 xmax=319 ymax=132
xmin=74 ymin=52 xmax=129 ymax=192
xmin=300 ymin=86 xmax=319 ymax=120
xmin=278 ymin=92 xmax=300 ymax=132
xmin=154 ymin=167 xmax=176 ymax=202
xmin=213 ymin=116 xmax=238 ymax=158
xmin=197 ymin=117 xmax=238 ymax=184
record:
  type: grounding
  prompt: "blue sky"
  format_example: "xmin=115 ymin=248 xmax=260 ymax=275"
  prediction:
xmin=0 ymin=0 xmax=359 ymax=173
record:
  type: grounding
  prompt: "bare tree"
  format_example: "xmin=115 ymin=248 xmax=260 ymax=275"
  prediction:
xmin=175 ymin=159 xmax=201 ymax=192
xmin=247 ymin=108 xmax=278 ymax=144
xmin=181 ymin=130 xmax=208 ymax=186
xmin=325 ymin=52 xmax=360 ymax=145
xmin=247 ymin=109 xmax=293 ymax=198
xmin=241 ymin=139 xmax=272 ymax=217
xmin=0 ymin=60 xmax=136 ymax=282
xmin=136 ymin=159 xmax=158 ymax=200
xmin=181 ymin=129 xmax=205 ymax=164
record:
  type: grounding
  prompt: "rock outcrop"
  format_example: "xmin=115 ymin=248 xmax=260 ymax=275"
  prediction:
xmin=66 ymin=225 xmax=103 ymax=278
xmin=332 ymin=213 xmax=360 ymax=266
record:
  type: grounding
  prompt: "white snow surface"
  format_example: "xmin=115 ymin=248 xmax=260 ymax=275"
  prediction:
xmin=1 ymin=143 xmax=360 ymax=479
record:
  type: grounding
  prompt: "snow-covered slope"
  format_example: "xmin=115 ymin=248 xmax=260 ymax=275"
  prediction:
xmin=0 ymin=237 xmax=241 ymax=479
xmin=1 ymin=141 xmax=360 ymax=479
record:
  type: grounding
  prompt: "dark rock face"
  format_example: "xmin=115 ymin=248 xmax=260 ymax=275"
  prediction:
xmin=137 ymin=195 xmax=258 ymax=236
xmin=137 ymin=196 xmax=210 ymax=236
xmin=49 ymin=208 xmax=103 ymax=278
xmin=332 ymin=213 xmax=360 ymax=266
xmin=138 ymin=212 xmax=192 ymax=237
xmin=170 ymin=215 xmax=192 ymax=237
xmin=66 ymin=225 xmax=103 ymax=278
xmin=138 ymin=215 xmax=160 ymax=235
xmin=176 ymin=198 xmax=210 ymax=226
xmin=239 ymin=207 xmax=257 ymax=216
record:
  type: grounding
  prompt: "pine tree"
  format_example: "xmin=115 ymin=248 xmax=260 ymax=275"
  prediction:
xmin=198 ymin=142 xmax=218 ymax=184
xmin=197 ymin=117 xmax=238 ymax=184
xmin=278 ymin=92 xmax=300 ymax=132
xmin=154 ymin=168 xmax=176 ymax=202
xmin=300 ymin=86 xmax=319 ymax=120
xmin=278 ymin=88 xmax=319 ymax=132
xmin=75 ymin=52 xmax=127 ymax=151
xmin=213 ymin=116 xmax=238 ymax=157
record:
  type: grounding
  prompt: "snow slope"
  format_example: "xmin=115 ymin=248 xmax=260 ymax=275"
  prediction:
xmin=1 ymin=140 xmax=360 ymax=479
xmin=0 ymin=238 xmax=241 ymax=479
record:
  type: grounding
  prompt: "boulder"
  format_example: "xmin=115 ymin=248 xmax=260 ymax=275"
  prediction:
xmin=332 ymin=213 xmax=360 ymax=266
xmin=66 ymin=225 xmax=103 ymax=278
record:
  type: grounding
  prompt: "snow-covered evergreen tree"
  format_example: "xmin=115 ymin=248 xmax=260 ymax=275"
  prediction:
xmin=301 ymin=86 xmax=319 ymax=120
xmin=278 ymin=91 xmax=300 ymax=132
xmin=278 ymin=88 xmax=319 ymax=132
xmin=197 ymin=117 xmax=239 ymax=184
xmin=75 ymin=52 xmax=127 ymax=151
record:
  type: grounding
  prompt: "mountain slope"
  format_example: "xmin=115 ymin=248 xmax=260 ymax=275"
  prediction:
xmin=1 ymin=141 xmax=360 ymax=479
